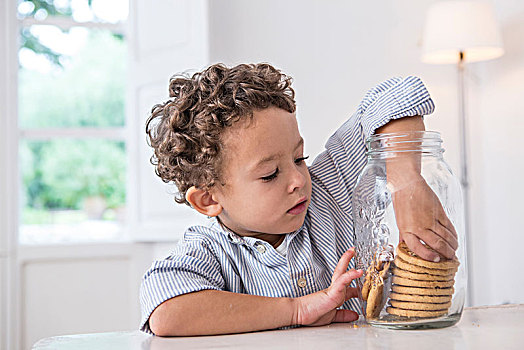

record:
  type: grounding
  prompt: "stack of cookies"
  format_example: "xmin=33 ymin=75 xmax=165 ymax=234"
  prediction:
xmin=386 ymin=242 xmax=459 ymax=318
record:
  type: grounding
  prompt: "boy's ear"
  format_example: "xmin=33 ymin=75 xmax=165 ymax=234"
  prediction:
xmin=185 ymin=186 xmax=222 ymax=217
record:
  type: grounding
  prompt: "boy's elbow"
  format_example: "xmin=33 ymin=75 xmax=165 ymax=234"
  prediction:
xmin=150 ymin=323 xmax=174 ymax=337
xmin=149 ymin=299 xmax=185 ymax=336
xmin=149 ymin=315 xmax=171 ymax=337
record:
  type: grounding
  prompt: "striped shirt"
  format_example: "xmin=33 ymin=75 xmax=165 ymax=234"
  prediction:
xmin=139 ymin=76 xmax=435 ymax=334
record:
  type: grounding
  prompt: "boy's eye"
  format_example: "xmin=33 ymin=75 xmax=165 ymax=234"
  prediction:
xmin=261 ymin=168 xmax=279 ymax=182
xmin=295 ymin=155 xmax=309 ymax=164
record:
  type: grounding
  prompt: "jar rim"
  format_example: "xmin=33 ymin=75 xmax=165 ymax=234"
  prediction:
xmin=367 ymin=131 xmax=444 ymax=157
xmin=368 ymin=130 xmax=442 ymax=143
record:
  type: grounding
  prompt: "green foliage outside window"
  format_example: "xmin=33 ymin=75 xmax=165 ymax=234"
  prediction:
xmin=21 ymin=139 xmax=126 ymax=210
xmin=19 ymin=0 xmax=75 ymax=66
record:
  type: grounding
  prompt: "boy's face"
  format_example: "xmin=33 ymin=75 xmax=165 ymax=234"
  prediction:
xmin=211 ymin=107 xmax=312 ymax=245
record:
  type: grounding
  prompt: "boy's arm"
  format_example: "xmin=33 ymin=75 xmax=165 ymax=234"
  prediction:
xmin=376 ymin=116 xmax=458 ymax=261
xmin=310 ymin=76 xmax=434 ymax=217
xmin=149 ymin=249 xmax=362 ymax=336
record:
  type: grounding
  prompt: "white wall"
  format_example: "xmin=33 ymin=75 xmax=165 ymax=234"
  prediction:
xmin=0 ymin=258 xmax=6 ymax=349
xmin=471 ymin=0 xmax=524 ymax=305
xmin=18 ymin=244 xmax=151 ymax=349
xmin=207 ymin=0 xmax=524 ymax=306
xmin=127 ymin=0 xmax=210 ymax=243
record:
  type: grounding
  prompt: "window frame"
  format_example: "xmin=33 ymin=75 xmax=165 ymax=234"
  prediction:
xmin=1 ymin=1 xmax=20 ymax=348
xmin=16 ymin=7 xmax=131 ymax=245
xmin=3 ymin=2 xmax=209 ymax=348
xmin=13 ymin=0 xmax=210 ymax=245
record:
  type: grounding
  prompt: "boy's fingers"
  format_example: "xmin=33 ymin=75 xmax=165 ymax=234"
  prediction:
xmin=412 ymin=225 xmax=456 ymax=259
xmin=402 ymin=233 xmax=440 ymax=262
xmin=431 ymin=219 xmax=458 ymax=252
xmin=331 ymin=272 xmax=352 ymax=294
xmin=331 ymin=269 xmax=362 ymax=294
xmin=429 ymin=224 xmax=458 ymax=257
xmin=345 ymin=287 xmax=359 ymax=301
xmin=438 ymin=223 xmax=458 ymax=251
xmin=346 ymin=269 xmax=363 ymax=280
xmin=332 ymin=309 xmax=359 ymax=323
xmin=331 ymin=248 xmax=354 ymax=283
xmin=439 ymin=217 xmax=458 ymax=240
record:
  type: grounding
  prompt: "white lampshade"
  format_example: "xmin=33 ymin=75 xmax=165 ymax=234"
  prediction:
xmin=422 ymin=1 xmax=504 ymax=64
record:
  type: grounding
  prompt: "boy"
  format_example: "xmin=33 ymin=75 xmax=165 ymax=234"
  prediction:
xmin=140 ymin=63 xmax=457 ymax=336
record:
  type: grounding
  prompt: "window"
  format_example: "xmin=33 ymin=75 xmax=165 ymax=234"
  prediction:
xmin=17 ymin=0 xmax=129 ymax=244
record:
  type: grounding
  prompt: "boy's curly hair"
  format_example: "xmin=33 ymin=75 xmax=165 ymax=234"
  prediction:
xmin=145 ymin=63 xmax=296 ymax=206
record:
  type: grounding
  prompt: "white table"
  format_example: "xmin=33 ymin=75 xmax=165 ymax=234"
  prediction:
xmin=32 ymin=304 xmax=523 ymax=349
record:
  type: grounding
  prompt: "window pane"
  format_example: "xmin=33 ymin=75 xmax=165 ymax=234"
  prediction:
xmin=19 ymin=26 xmax=126 ymax=128
xmin=19 ymin=139 xmax=126 ymax=244
xmin=17 ymin=0 xmax=129 ymax=23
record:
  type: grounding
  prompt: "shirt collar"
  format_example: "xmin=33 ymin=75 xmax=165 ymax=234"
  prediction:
xmin=210 ymin=217 xmax=305 ymax=247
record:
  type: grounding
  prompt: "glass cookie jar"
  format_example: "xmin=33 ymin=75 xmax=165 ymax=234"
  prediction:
xmin=352 ymin=131 xmax=466 ymax=329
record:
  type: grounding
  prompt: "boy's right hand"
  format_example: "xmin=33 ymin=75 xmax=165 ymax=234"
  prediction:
xmin=292 ymin=248 xmax=363 ymax=326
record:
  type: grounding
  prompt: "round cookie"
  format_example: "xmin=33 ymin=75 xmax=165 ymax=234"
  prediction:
xmin=364 ymin=261 xmax=391 ymax=318
xmin=361 ymin=266 xmax=374 ymax=300
xmin=392 ymin=276 xmax=455 ymax=288
xmin=389 ymin=299 xmax=452 ymax=311
xmin=394 ymin=256 xmax=457 ymax=276
xmin=397 ymin=242 xmax=459 ymax=270
xmin=366 ymin=279 xmax=384 ymax=319
xmin=387 ymin=306 xmax=447 ymax=318
xmin=392 ymin=285 xmax=454 ymax=296
xmin=392 ymin=267 xmax=454 ymax=282
xmin=389 ymin=292 xmax=452 ymax=304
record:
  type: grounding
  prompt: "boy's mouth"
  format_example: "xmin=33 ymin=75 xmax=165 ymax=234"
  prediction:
xmin=287 ymin=197 xmax=308 ymax=215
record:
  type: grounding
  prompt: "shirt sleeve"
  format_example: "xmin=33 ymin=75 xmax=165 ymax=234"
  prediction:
xmin=309 ymin=76 xmax=435 ymax=213
xmin=358 ymin=76 xmax=435 ymax=139
xmin=139 ymin=234 xmax=225 ymax=334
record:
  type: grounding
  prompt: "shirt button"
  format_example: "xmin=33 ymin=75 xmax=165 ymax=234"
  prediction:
xmin=256 ymin=244 xmax=266 ymax=254
xmin=297 ymin=277 xmax=307 ymax=288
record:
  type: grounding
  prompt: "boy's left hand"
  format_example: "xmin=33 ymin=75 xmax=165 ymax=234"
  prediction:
xmin=292 ymin=248 xmax=363 ymax=327
xmin=392 ymin=174 xmax=458 ymax=261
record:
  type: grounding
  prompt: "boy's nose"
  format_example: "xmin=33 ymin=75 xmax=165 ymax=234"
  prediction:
xmin=288 ymin=167 xmax=307 ymax=193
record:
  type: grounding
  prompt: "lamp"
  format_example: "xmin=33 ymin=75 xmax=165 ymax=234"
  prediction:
xmin=422 ymin=1 xmax=504 ymax=306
